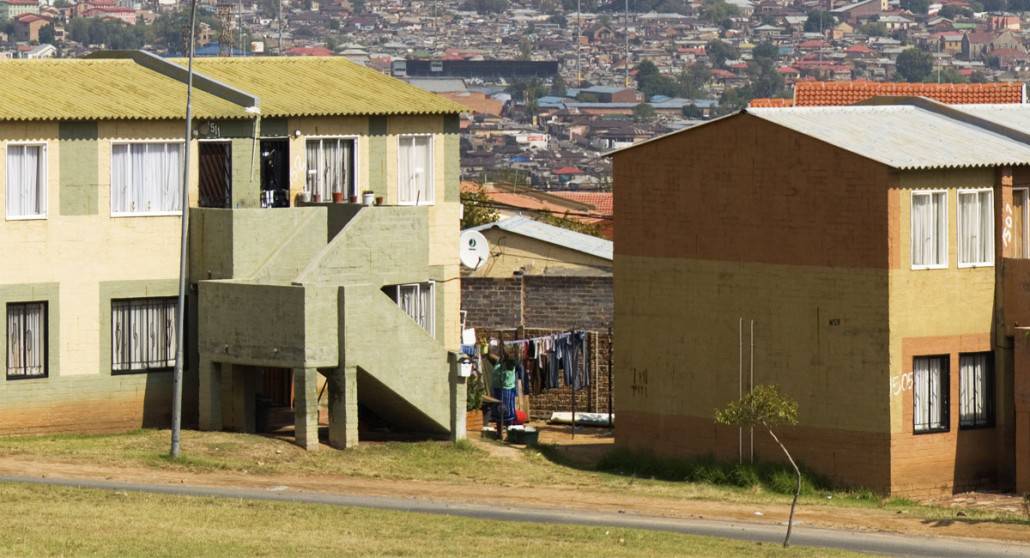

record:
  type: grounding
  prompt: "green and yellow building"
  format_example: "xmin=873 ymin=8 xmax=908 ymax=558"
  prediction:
xmin=0 ymin=52 xmax=468 ymax=448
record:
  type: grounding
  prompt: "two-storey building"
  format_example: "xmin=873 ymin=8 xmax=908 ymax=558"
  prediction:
xmin=0 ymin=52 xmax=468 ymax=449
xmin=612 ymin=97 xmax=1030 ymax=495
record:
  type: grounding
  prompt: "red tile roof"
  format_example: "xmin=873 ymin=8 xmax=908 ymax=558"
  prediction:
xmin=553 ymin=166 xmax=584 ymax=175
xmin=550 ymin=192 xmax=613 ymax=215
xmin=748 ymin=97 xmax=795 ymax=107
xmin=793 ymin=80 xmax=1024 ymax=106
xmin=285 ymin=46 xmax=333 ymax=57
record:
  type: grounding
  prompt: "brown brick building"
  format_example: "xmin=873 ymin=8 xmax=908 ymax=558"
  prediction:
xmin=612 ymin=98 xmax=1030 ymax=495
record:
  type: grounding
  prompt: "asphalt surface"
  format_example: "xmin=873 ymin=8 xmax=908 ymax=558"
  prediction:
xmin=1 ymin=474 xmax=1027 ymax=557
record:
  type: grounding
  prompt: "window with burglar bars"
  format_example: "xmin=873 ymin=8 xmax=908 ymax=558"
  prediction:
xmin=959 ymin=352 xmax=994 ymax=428
xmin=111 ymin=298 xmax=177 ymax=373
xmin=6 ymin=302 xmax=47 ymax=379
xmin=913 ymin=355 xmax=949 ymax=434
xmin=387 ymin=282 xmax=435 ymax=337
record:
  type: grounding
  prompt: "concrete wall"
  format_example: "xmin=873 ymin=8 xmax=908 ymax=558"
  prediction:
xmin=613 ymin=114 xmax=895 ymax=491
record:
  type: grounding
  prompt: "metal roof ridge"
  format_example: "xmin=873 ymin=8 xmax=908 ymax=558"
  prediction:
xmin=86 ymin=50 xmax=259 ymax=112
xmin=857 ymin=95 xmax=1030 ymax=147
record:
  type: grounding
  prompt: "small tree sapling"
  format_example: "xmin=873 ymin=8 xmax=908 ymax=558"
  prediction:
xmin=715 ymin=384 xmax=801 ymax=547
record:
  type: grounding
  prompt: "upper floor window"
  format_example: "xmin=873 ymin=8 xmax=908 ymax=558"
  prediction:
xmin=914 ymin=355 xmax=949 ymax=434
xmin=398 ymin=135 xmax=433 ymax=205
xmin=306 ymin=138 xmax=356 ymax=201
xmin=958 ymin=189 xmax=994 ymax=267
xmin=959 ymin=352 xmax=994 ymax=429
xmin=386 ymin=282 xmax=435 ymax=337
xmin=1013 ymin=188 xmax=1029 ymax=258
xmin=112 ymin=297 xmax=176 ymax=373
xmin=911 ymin=191 xmax=947 ymax=269
xmin=6 ymin=301 xmax=47 ymax=379
xmin=6 ymin=144 xmax=46 ymax=220
xmin=111 ymin=142 xmax=183 ymax=216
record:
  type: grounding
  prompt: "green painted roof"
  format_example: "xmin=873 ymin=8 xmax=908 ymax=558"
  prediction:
xmin=177 ymin=56 xmax=468 ymax=118
xmin=0 ymin=55 xmax=465 ymax=122
xmin=0 ymin=58 xmax=248 ymax=121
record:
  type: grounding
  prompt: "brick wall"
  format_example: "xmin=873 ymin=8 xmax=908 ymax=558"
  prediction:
xmin=462 ymin=275 xmax=613 ymax=330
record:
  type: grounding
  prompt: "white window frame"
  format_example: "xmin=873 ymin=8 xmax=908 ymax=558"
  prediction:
xmin=391 ymin=281 xmax=436 ymax=338
xmin=1013 ymin=187 xmax=1029 ymax=258
xmin=957 ymin=188 xmax=995 ymax=268
xmin=5 ymin=141 xmax=48 ymax=221
xmin=109 ymin=140 xmax=186 ymax=218
xmin=910 ymin=190 xmax=949 ymax=270
xmin=304 ymin=135 xmax=361 ymax=200
xmin=397 ymin=134 xmax=435 ymax=206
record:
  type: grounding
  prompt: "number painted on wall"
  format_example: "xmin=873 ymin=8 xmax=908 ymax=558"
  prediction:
xmin=890 ymin=372 xmax=914 ymax=397
xmin=1003 ymin=203 xmax=1013 ymax=248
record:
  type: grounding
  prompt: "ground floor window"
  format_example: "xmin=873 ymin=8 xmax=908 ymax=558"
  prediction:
xmin=913 ymin=355 xmax=949 ymax=433
xmin=112 ymin=298 xmax=176 ymax=373
xmin=959 ymin=352 xmax=994 ymax=428
xmin=385 ymin=282 xmax=435 ymax=337
xmin=6 ymin=301 xmax=47 ymax=379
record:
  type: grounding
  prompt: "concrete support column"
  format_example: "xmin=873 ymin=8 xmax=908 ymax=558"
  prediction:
xmin=326 ymin=367 xmax=359 ymax=449
xmin=449 ymin=353 xmax=468 ymax=442
xmin=294 ymin=367 xmax=320 ymax=450
xmin=198 ymin=359 xmax=222 ymax=431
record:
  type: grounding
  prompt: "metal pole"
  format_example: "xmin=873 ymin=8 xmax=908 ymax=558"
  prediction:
xmin=278 ymin=0 xmax=284 ymax=55
xmin=749 ymin=319 xmax=755 ymax=464
xmin=607 ymin=324 xmax=613 ymax=429
xmin=624 ymin=0 xmax=630 ymax=88
xmin=738 ymin=317 xmax=742 ymax=464
xmin=570 ymin=329 xmax=576 ymax=439
xmin=576 ymin=0 xmax=581 ymax=87
xmin=170 ymin=0 xmax=199 ymax=460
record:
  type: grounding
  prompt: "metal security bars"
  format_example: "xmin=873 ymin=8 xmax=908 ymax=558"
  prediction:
xmin=111 ymin=298 xmax=177 ymax=373
xmin=6 ymin=301 xmax=47 ymax=379
xmin=959 ymin=352 xmax=994 ymax=429
xmin=913 ymin=355 xmax=950 ymax=434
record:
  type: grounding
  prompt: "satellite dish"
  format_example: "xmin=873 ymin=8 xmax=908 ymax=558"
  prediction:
xmin=460 ymin=230 xmax=490 ymax=270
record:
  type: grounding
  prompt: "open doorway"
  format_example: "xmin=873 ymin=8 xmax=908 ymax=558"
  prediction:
xmin=199 ymin=141 xmax=232 ymax=208
xmin=256 ymin=367 xmax=293 ymax=433
xmin=260 ymin=139 xmax=290 ymax=208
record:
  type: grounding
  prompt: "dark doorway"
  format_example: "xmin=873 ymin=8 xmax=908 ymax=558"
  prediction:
xmin=199 ymin=142 xmax=232 ymax=208
xmin=260 ymin=139 xmax=290 ymax=208
xmin=256 ymin=367 xmax=293 ymax=433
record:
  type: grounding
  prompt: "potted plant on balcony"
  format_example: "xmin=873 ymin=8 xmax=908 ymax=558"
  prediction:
xmin=332 ymin=190 xmax=345 ymax=203
xmin=362 ymin=190 xmax=376 ymax=206
xmin=375 ymin=195 xmax=384 ymax=206
xmin=298 ymin=191 xmax=311 ymax=204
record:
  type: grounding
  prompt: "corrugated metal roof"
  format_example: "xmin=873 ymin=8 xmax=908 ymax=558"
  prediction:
xmin=0 ymin=59 xmax=248 ymax=121
xmin=468 ymin=216 xmax=613 ymax=261
xmin=952 ymin=104 xmax=1030 ymax=131
xmin=181 ymin=57 xmax=467 ymax=117
xmin=747 ymin=105 xmax=1030 ymax=170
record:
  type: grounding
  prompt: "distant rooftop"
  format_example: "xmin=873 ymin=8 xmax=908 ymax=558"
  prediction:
xmin=750 ymin=81 xmax=1026 ymax=108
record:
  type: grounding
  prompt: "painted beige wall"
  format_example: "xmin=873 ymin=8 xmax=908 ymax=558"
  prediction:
xmin=287 ymin=116 xmax=371 ymax=202
xmin=888 ymin=169 xmax=997 ymax=433
xmin=0 ymin=121 xmax=199 ymax=379
xmin=466 ymin=228 xmax=612 ymax=278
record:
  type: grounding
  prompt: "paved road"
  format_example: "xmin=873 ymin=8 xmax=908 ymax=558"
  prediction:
xmin=1 ymin=474 xmax=1027 ymax=557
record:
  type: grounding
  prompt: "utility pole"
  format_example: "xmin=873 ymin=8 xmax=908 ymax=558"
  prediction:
xmin=576 ymin=0 xmax=582 ymax=87
xmin=624 ymin=0 xmax=630 ymax=88
xmin=278 ymin=0 xmax=284 ymax=55
xmin=170 ymin=0 xmax=199 ymax=460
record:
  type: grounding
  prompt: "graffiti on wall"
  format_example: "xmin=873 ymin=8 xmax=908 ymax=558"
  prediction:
xmin=890 ymin=371 xmax=914 ymax=397
xmin=1003 ymin=202 xmax=1013 ymax=248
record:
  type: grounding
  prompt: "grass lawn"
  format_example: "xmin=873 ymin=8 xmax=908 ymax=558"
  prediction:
xmin=0 ymin=483 xmax=861 ymax=557
xmin=0 ymin=429 xmax=1024 ymax=527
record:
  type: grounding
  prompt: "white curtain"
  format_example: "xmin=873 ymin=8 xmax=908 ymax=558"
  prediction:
xmin=399 ymin=136 xmax=432 ymax=204
xmin=911 ymin=192 xmax=946 ymax=267
xmin=914 ymin=357 xmax=945 ymax=431
xmin=958 ymin=190 xmax=994 ymax=265
xmin=6 ymin=145 xmax=46 ymax=218
xmin=7 ymin=302 xmax=45 ymax=377
xmin=112 ymin=143 xmax=183 ymax=214
xmin=959 ymin=354 xmax=989 ymax=426
xmin=112 ymin=299 xmax=176 ymax=372
xmin=394 ymin=283 xmax=435 ymax=337
xmin=306 ymin=139 xmax=353 ymax=200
